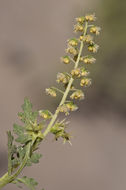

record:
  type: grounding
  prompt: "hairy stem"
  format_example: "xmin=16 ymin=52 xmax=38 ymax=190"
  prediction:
xmin=43 ymin=21 xmax=88 ymax=138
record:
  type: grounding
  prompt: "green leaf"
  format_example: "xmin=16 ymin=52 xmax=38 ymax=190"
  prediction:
xmin=15 ymin=134 xmax=31 ymax=144
xmin=30 ymin=153 xmax=42 ymax=163
xmin=26 ymin=153 xmax=42 ymax=166
xmin=13 ymin=124 xmax=24 ymax=135
xmin=18 ymin=98 xmax=38 ymax=125
xmin=15 ymin=176 xmax=38 ymax=190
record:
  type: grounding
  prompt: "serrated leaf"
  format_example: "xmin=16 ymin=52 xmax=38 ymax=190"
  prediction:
xmin=16 ymin=176 xmax=38 ymax=190
xmin=18 ymin=98 xmax=38 ymax=126
xmin=26 ymin=153 xmax=42 ymax=166
xmin=16 ymin=134 xmax=31 ymax=144
xmin=13 ymin=124 xmax=24 ymax=135
xmin=31 ymin=153 xmax=42 ymax=163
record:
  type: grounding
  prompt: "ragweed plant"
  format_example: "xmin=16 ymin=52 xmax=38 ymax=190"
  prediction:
xmin=0 ymin=13 xmax=100 ymax=190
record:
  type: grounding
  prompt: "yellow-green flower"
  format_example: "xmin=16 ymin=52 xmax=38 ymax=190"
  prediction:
xmin=66 ymin=102 xmax=78 ymax=111
xmin=88 ymin=44 xmax=99 ymax=53
xmin=58 ymin=104 xmax=69 ymax=115
xmin=61 ymin=56 xmax=70 ymax=64
xmin=66 ymin=46 xmax=78 ymax=56
xmin=46 ymin=88 xmax=56 ymax=97
xmin=80 ymin=78 xmax=92 ymax=87
xmin=80 ymin=67 xmax=89 ymax=77
xmin=70 ymin=90 xmax=84 ymax=100
xmin=74 ymin=24 xmax=84 ymax=32
xmin=39 ymin=110 xmax=52 ymax=119
xmin=56 ymin=73 xmax=69 ymax=84
xmin=90 ymin=26 xmax=101 ymax=35
xmin=71 ymin=68 xmax=81 ymax=78
xmin=83 ymin=35 xmax=93 ymax=44
xmin=85 ymin=14 xmax=96 ymax=22
xmin=81 ymin=56 xmax=96 ymax=64
xmin=68 ymin=38 xmax=78 ymax=47
xmin=76 ymin=16 xmax=85 ymax=24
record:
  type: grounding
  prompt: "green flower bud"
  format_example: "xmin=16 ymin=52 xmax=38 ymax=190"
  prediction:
xmin=39 ymin=110 xmax=52 ymax=119
xmin=83 ymin=35 xmax=93 ymax=44
xmin=70 ymin=90 xmax=84 ymax=100
xmin=85 ymin=13 xmax=96 ymax=21
xmin=61 ymin=56 xmax=70 ymax=64
xmin=74 ymin=24 xmax=84 ymax=32
xmin=71 ymin=68 xmax=81 ymax=78
xmin=80 ymin=67 xmax=90 ymax=77
xmin=88 ymin=44 xmax=99 ymax=53
xmin=81 ymin=56 xmax=96 ymax=64
xmin=66 ymin=102 xmax=78 ymax=111
xmin=76 ymin=16 xmax=85 ymax=24
xmin=58 ymin=104 xmax=69 ymax=115
xmin=90 ymin=26 xmax=101 ymax=35
xmin=46 ymin=88 xmax=56 ymax=97
xmin=56 ymin=73 xmax=69 ymax=84
xmin=80 ymin=78 xmax=92 ymax=87
xmin=68 ymin=38 xmax=78 ymax=47
xmin=66 ymin=46 xmax=78 ymax=56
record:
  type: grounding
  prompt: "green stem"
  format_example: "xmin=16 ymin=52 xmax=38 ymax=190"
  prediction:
xmin=43 ymin=21 xmax=88 ymax=138
xmin=0 ymin=21 xmax=88 ymax=190
xmin=52 ymin=87 xmax=64 ymax=94
xmin=0 ymin=142 xmax=31 ymax=189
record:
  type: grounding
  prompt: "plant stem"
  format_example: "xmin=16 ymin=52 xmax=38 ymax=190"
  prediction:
xmin=0 ymin=21 xmax=88 ymax=190
xmin=0 ymin=142 xmax=31 ymax=189
xmin=43 ymin=21 xmax=88 ymax=138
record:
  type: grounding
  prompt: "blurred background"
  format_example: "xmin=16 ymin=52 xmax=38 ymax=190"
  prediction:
xmin=0 ymin=0 xmax=126 ymax=190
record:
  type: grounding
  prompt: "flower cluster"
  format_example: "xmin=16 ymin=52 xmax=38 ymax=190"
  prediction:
xmin=80 ymin=55 xmax=96 ymax=64
xmin=45 ymin=13 xmax=100 ymax=143
xmin=56 ymin=72 xmax=70 ymax=84
xmin=50 ymin=120 xmax=71 ymax=143
xmin=70 ymin=90 xmax=85 ymax=100
xmin=58 ymin=102 xmax=78 ymax=115
xmin=39 ymin=110 xmax=52 ymax=120
xmin=46 ymin=88 xmax=57 ymax=97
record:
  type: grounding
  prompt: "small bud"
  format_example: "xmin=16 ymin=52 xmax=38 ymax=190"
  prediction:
xmin=88 ymin=44 xmax=99 ymax=53
xmin=61 ymin=56 xmax=70 ymax=64
xmin=39 ymin=110 xmax=52 ymax=119
xmin=81 ymin=56 xmax=96 ymax=64
xmin=90 ymin=26 xmax=101 ymax=35
xmin=68 ymin=38 xmax=78 ymax=47
xmin=83 ymin=35 xmax=93 ymax=44
xmin=80 ymin=67 xmax=90 ymax=77
xmin=58 ymin=104 xmax=69 ymax=115
xmin=74 ymin=24 xmax=84 ymax=32
xmin=66 ymin=102 xmax=78 ymax=111
xmin=46 ymin=88 xmax=56 ymax=97
xmin=80 ymin=78 xmax=92 ymax=87
xmin=79 ymin=35 xmax=84 ymax=41
xmin=76 ymin=16 xmax=85 ymax=24
xmin=71 ymin=68 xmax=81 ymax=78
xmin=56 ymin=73 xmax=69 ymax=84
xmin=85 ymin=13 xmax=96 ymax=22
xmin=66 ymin=46 xmax=78 ymax=56
xmin=70 ymin=90 xmax=84 ymax=100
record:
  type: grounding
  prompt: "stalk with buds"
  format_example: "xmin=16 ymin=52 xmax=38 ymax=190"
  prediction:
xmin=0 ymin=13 xmax=101 ymax=190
